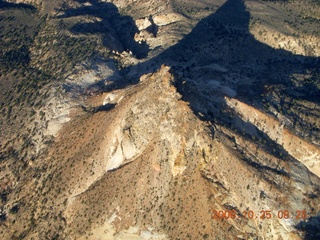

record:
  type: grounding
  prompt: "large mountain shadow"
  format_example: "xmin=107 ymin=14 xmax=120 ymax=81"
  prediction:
xmin=56 ymin=0 xmax=319 ymax=133
xmin=119 ymin=0 xmax=319 ymax=122
xmin=56 ymin=0 xmax=149 ymax=59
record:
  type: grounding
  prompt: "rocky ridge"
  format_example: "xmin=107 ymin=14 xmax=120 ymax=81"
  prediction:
xmin=0 ymin=0 xmax=320 ymax=239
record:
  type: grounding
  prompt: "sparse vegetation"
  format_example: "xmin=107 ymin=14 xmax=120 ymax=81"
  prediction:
xmin=1 ymin=0 xmax=320 ymax=239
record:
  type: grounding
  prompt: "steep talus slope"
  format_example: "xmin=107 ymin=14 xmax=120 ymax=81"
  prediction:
xmin=226 ymin=97 xmax=320 ymax=177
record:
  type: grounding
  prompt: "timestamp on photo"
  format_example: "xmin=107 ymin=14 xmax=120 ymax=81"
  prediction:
xmin=212 ymin=209 xmax=308 ymax=220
